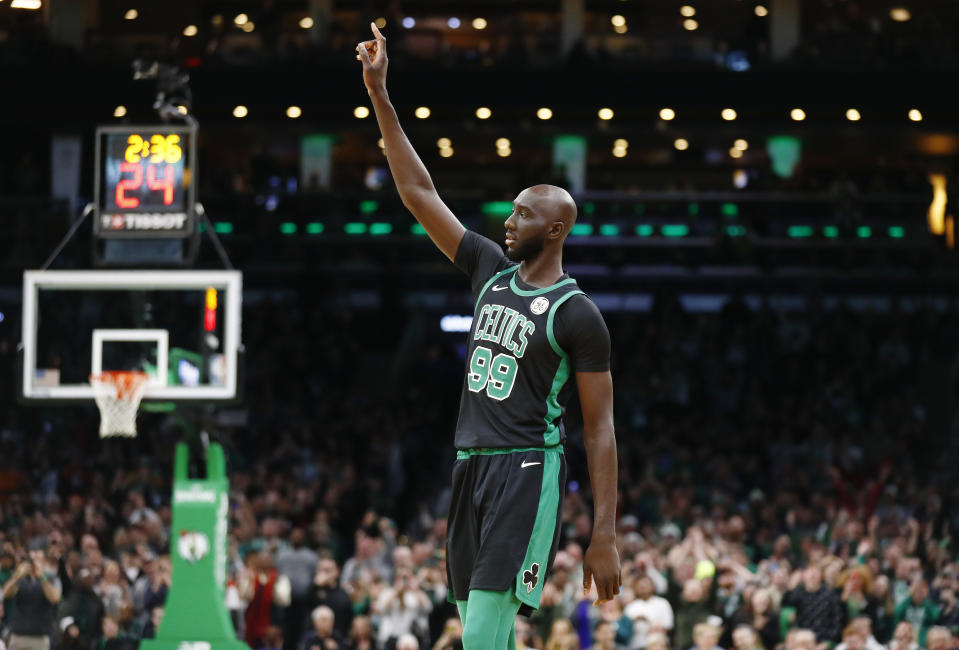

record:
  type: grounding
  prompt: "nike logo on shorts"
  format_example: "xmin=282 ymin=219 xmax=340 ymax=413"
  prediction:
xmin=521 ymin=461 xmax=541 ymax=468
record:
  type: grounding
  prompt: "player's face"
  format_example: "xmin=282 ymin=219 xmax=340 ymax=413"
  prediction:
xmin=504 ymin=196 xmax=549 ymax=262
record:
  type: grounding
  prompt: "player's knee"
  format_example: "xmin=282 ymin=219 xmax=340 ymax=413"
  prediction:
xmin=461 ymin=619 xmax=495 ymax=650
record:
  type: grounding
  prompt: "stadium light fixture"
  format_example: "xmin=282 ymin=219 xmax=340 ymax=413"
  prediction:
xmin=472 ymin=18 xmax=487 ymax=30
xmin=790 ymin=108 xmax=806 ymax=121
xmin=674 ymin=138 xmax=689 ymax=151
xmin=437 ymin=138 xmax=452 ymax=148
xmin=614 ymin=138 xmax=628 ymax=148
xmin=476 ymin=107 xmax=492 ymax=119
xmin=114 ymin=106 xmax=127 ymax=118
xmin=755 ymin=5 xmax=768 ymax=17
xmin=598 ymin=108 xmax=614 ymax=120
xmin=354 ymin=106 xmax=370 ymax=119
xmin=721 ymin=108 xmax=737 ymax=121
xmin=497 ymin=148 xmax=512 ymax=158
xmin=10 ymin=0 xmax=43 ymax=8
xmin=680 ymin=6 xmax=696 ymax=17
xmin=890 ymin=7 xmax=911 ymax=21
xmin=729 ymin=147 xmax=743 ymax=159
xmin=448 ymin=17 xmax=461 ymax=28
xmin=125 ymin=9 xmax=138 ymax=20
xmin=611 ymin=15 xmax=626 ymax=27
xmin=846 ymin=108 xmax=861 ymax=121
xmin=612 ymin=147 xmax=627 ymax=158
xmin=233 ymin=105 xmax=248 ymax=118
xmin=537 ymin=108 xmax=553 ymax=120
xmin=286 ymin=106 xmax=302 ymax=119
xmin=402 ymin=17 xmax=415 ymax=28
xmin=177 ymin=105 xmax=188 ymax=115
xmin=440 ymin=148 xmax=454 ymax=158
xmin=241 ymin=21 xmax=255 ymax=32
xmin=683 ymin=19 xmax=698 ymax=31
xmin=908 ymin=109 xmax=923 ymax=122
xmin=496 ymin=138 xmax=511 ymax=149
xmin=415 ymin=106 xmax=431 ymax=119
xmin=614 ymin=23 xmax=628 ymax=34
xmin=734 ymin=139 xmax=748 ymax=151
xmin=659 ymin=108 xmax=676 ymax=121
xmin=183 ymin=24 xmax=198 ymax=36
xmin=377 ymin=138 xmax=385 ymax=149
xmin=234 ymin=13 xmax=248 ymax=26
xmin=299 ymin=17 xmax=314 ymax=29
xmin=374 ymin=17 xmax=387 ymax=28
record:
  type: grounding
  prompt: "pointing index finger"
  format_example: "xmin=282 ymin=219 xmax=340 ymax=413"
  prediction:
xmin=371 ymin=22 xmax=385 ymax=41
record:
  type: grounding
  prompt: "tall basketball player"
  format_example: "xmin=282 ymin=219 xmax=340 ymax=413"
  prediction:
xmin=356 ymin=24 xmax=621 ymax=649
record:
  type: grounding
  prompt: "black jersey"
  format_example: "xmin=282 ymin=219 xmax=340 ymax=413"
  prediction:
xmin=452 ymin=231 xmax=610 ymax=449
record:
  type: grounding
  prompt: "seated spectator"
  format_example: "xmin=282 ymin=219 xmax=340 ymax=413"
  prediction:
xmin=691 ymin=622 xmax=723 ymax=650
xmin=834 ymin=617 xmax=884 ymax=650
xmin=300 ymin=605 xmax=342 ymax=650
xmin=346 ymin=615 xmax=374 ymax=650
xmin=731 ymin=625 xmax=762 ymax=650
xmin=887 ymin=622 xmax=917 ymax=650
xmin=396 ymin=634 xmax=421 ymax=650
xmin=90 ymin=615 xmax=136 ymax=650
xmin=591 ymin=620 xmax=628 ymax=650
xmin=924 ymin=626 xmax=950 ymax=650
xmin=728 ymin=588 xmax=781 ymax=650
xmin=893 ymin=580 xmax=940 ymax=647
xmin=624 ymin=575 xmax=674 ymax=649
xmin=784 ymin=628 xmax=817 ymax=650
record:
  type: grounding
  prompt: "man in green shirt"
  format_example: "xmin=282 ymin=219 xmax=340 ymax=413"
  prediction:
xmin=893 ymin=579 xmax=940 ymax=647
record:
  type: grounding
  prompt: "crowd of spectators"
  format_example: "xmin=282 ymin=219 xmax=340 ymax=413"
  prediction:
xmin=2 ymin=287 xmax=959 ymax=650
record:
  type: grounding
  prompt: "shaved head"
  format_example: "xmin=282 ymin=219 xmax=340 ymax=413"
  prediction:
xmin=517 ymin=184 xmax=577 ymax=237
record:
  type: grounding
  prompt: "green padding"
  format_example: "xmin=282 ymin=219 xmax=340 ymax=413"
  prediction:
xmin=456 ymin=445 xmax=564 ymax=460
xmin=462 ymin=589 xmax=521 ymax=650
xmin=514 ymin=449 xmax=561 ymax=610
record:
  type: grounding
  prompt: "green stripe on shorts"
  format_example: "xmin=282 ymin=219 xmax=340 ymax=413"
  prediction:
xmin=456 ymin=446 xmax=563 ymax=460
xmin=513 ymin=447 xmax=562 ymax=609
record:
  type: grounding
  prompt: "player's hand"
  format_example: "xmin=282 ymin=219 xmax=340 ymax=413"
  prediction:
xmin=583 ymin=539 xmax=621 ymax=605
xmin=356 ymin=23 xmax=388 ymax=92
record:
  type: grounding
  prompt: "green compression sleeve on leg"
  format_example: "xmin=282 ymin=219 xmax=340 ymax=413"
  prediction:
xmin=461 ymin=589 xmax=522 ymax=650
xmin=457 ymin=600 xmax=469 ymax=625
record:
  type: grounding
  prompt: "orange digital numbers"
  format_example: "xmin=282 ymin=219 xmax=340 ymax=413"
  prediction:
xmin=146 ymin=164 xmax=175 ymax=205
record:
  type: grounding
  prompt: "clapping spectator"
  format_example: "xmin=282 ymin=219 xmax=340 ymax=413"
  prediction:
xmin=373 ymin=566 xmax=431 ymax=647
xmin=300 ymin=606 xmax=342 ymax=650
xmin=308 ymin=558 xmax=353 ymax=640
xmin=1 ymin=539 xmax=61 ymax=650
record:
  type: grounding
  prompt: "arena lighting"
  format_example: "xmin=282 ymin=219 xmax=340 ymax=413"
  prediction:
xmin=402 ymin=17 xmax=415 ymax=28
xmin=729 ymin=147 xmax=743 ymax=159
xmin=234 ymin=13 xmax=248 ymax=26
xmin=211 ymin=14 xmax=223 ymax=26
xmin=439 ymin=148 xmax=454 ymax=158
xmin=755 ymin=5 xmax=768 ymax=17
xmin=124 ymin=9 xmax=138 ymax=20
xmin=537 ymin=108 xmax=553 ymax=120
xmin=354 ymin=106 xmax=370 ymax=118
xmin=614 ymin=24 xmax=628 ymax=34
xmin=475 ymin=107 xmax=492 ymax=119
xmin=299 ymin=17 xmax=314 ymax=29
xmin=448 ymin=17 xmax=461 ymax=29
xmin=113 ymin=105 xmax=127 ymax=117
xmin=183 ymin=24 xmax=198 ymax=36
xmin=846 ymin=108 xmax=861 ymax=121
xmin=890 ymin=7 xmax=911 ymax=22
xmin=598 ymin=108 xmax=614 ymax=120
xmin=614 ymin=138 xmax=628 ymax=148
xmin=374 ymin=17 xmax=387 ymax=28
xmin=680 ymin=5 xmax=696 ymax=17
xmin=683 ymin=19 xmax=699 ymax=31
xmin=734 ymin=139 xmax=748 ymax=151
xmin=659 ymin=107 xmax=676 ymax=121
xmin=286 ymin=106 xmax=302 ymax=119
xmin=909 ymin=109 xmax=923 ymax=122
xmin=790 ymin=108 xmax=806 ymax=121
xmin=496 ymin=138 xmax=511 ymax=149
xmin=611 ymin=15 xmax=626 ymax=27
xmin=177 ymin=105 xmax=188 ymax=115
xmin=612 ymin=147 xmax=627 ymax=158
xmin=674 ymin=138 xmax=689 ymax=150
xmin=232 ymin=105 xmax=248 ymax=118
xmin=721 ymin=108 xmax=737 ymax=121
xmin=241 ymin=21 xmax=255 ymax=32
xmin=415 ymin=106 xmax=431 ymax=119
xmin=928 ymin=174 xmax=947 ymax=235
xmin=497 ymin=148 xmax=512 ymax=157
xmin=437 ymin=138 xmax=452 ymax=148
xmin=472 ymin=18 xmax=487 ymax=30
xmin=440 ymin=315 xmax=473 ymax=333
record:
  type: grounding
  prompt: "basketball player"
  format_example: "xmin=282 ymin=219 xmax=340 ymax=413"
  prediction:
xmin=357 ymin=24 xmax=621 ymax=649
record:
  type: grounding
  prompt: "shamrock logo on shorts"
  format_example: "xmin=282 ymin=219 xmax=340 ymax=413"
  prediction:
xmin=523 ymin=563 xmax=540 ymax=593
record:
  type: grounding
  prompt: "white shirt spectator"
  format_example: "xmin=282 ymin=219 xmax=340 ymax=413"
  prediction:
xmin=373 ymin=586 xmax=432 ymax=646
xmin=624 ymin=594 xmax=674 ymax=649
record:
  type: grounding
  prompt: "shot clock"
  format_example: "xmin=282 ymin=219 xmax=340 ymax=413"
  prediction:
xmin=94 ymin=125 xmax=197 ymax=238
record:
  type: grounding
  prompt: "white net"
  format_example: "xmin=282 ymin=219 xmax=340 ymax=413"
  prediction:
xmin=89 ymin=371 xmax=148 ymax=438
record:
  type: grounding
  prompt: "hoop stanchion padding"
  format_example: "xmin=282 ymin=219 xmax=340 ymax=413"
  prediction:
xmin=89 ymin=371 xmax=148 ymax=438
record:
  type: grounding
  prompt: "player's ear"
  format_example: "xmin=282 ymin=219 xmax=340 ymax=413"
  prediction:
xmin=548 ymin=221 xmax=566 ymax=239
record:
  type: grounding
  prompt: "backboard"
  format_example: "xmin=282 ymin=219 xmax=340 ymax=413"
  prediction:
xmin=20 ymin=270 xmax=242 ymax=403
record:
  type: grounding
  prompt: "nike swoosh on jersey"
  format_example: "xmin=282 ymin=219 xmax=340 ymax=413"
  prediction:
xmin=491 ymin=285 xmax=507 ymax=291
xmin=521 ymin=461 xmax=541 ymax=468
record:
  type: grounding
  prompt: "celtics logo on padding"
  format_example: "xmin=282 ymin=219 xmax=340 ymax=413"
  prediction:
xmin=177 ymin=530 xmax=210 ymax=564
xmin=530 ymin=297 xmax=549 ymax=315
xmin=523 ymin=562 xmax=540 ymax=593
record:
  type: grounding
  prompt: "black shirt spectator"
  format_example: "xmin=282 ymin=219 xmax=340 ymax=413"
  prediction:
xmin=784 ymin=566 xmax=844 ymax=643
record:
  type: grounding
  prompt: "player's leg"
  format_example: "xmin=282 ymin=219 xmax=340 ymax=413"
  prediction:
xmin=461 ymin=588 xmax=521 ymax=650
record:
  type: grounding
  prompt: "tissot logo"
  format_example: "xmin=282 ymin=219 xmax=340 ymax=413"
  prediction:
xmin=102 ymin=213 xmax=188 ymax=230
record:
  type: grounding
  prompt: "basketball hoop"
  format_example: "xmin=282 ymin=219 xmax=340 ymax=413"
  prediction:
xmin=90 ymin=371 xmax=149 ymax=438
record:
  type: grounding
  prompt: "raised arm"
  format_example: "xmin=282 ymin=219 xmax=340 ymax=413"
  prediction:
xmin=356 ymin=24 xmax=466 ymax=262
xmin=577 ymin=370 xmax=621 ymax=604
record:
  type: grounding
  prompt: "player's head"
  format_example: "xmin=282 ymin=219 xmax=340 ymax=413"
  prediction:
xmin=504 ymin=184 xmax=577 ymax=262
